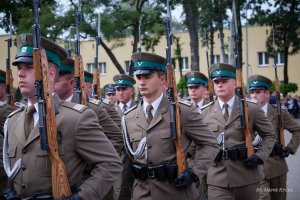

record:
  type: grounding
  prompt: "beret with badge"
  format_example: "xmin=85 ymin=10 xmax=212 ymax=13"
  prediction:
xmin=131 ymin=52 xmax=166 ymax=75
xmin=113 ymin=74 xmax=136 ymax=88
xmin=208 ymin=63 xmax=236 ymax=81
xmin=12 ymin=33 xmax=67 ymax=68
xmin=248 ymin=75 xmax=272 ymax=90
xmin=185 ymin=71 xmax=208 ymax=87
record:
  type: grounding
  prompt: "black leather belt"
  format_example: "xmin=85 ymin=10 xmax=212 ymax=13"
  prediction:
xmin=131 ymin=163 xmax=178 ymax=182
xmin=215 ymin=146 xmax=248 ymax=161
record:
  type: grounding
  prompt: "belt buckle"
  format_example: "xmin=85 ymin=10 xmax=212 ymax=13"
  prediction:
xmin=223 ymin=149 xmax=229 ymax=160
xmin=147 ymin=167 xmax=155 ymax=179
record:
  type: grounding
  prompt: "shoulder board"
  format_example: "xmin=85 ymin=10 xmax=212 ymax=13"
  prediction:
xmin=201 ymin=101 xmax=214 ymax=110
xmin=88 ymin=98 xmax=101 ymax=106
xmin=179 ymin=99 xmax=192 ymax=107
xmin=62 ymin=101 xmax=87 ymax=113
xmin=0 ymin=101 xmax=7 ymax=107
xmin=101 ymin=98 xmax=110 ymax=105
xmin=246 ymin=98 xmax=258 ymax=104
xmin=7 ymin=106 xmax=24 ymax=118
xmin=124 ymin=104 xmax=137 ymax=115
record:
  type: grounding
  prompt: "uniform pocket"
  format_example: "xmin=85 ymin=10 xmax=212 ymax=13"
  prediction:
xmin=160 ymin=128 xmax=175 ymax=153
xmin=8 ymin=145 xmax=16 ymax=158
xmin=130 ymin=132 xmax=144 ymax=151
xmin=36 ymin=151 xmax=51 ymax=177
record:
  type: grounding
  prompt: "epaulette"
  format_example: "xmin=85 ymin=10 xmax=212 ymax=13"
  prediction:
xmin=101 ymin=98 xmax=110 ymax=105
xmin=88 ymin=98 xmax=101 ymax=106
xmin=201 ymin=101 xmax=214 ymax=110
xmin=7 ymin=106 xmax=25 ymax=118
xmin=62 ymin=101 xmax=87 ymax=113
xmin=246 ymin=98 xmax=258 ymax=104
xmin=0 ymin=101 xmax=7 ymax=107
xmin=124 ymin=104 xmax=137 ymax=115
xmin=272 ymin=104 xmax=287 ymax=110
xmin=178 ymin=99 xmax=192 ymax=107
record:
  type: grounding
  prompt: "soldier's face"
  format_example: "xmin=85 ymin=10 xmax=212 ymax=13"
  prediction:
xmin=55 ymin=74 xmax=74 ymax=100
xmin=136 ymin=72 xmax=165 ymax=100
xmin=106 ymin=93 xmax=117 ymax=103
xmin=213 ymin=78 xmax=236 ymax=101
xmin=17 ymin=63 xmax=36 ymax=99
xmin=116 ymin=87 xmax=133 ymax=103
xmin=250 ymin=89 xmax=270 ymax=106
xmin=84 ymin=82 xmax=93 ymax=97
xmin=188 ymin=85 xmax=205 ymax=103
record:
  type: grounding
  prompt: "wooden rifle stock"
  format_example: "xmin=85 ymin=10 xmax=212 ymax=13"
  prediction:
xmin=92 ymin=68 xmax=101 ymax=100
xmin=166 ymin=63 xmax=188 ymax=175
xmin=33 ymin=49 xmax=72 ymax=198
xmin=74 ymin=55 xmax=87 ymax=105
xmin=5 ymin=69 xmax=15 ymax=109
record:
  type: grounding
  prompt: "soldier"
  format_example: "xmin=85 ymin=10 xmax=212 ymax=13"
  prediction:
xmin=4 ymin=33 xmax=122 ymax=199
xmin=84 ymin=71 xmax=121 ymax=128
xmin=201 ymin=63 xmax=275 ymax=200
xmin=55 ymin=58 xmax=123 ymax=153
xmin=185 ymin=71 xmax=210 ymax=200
xmin=113 ymin=74 xmax=136 ymax=116
xmin=104 ymin=84 xmax=117 ymax=103
xmin=122 ymin=52 xmax=219 ymax=200
xmin=0 ymin=70 xmax=13 ymax=198
xmin=248 ymin=75 xmax=300 ymax=200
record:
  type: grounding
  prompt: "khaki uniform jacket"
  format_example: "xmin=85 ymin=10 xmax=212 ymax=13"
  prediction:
xmin=264 ymin=104 xmax=300 ymax=179
xmin=115 ymin=99 xmax=136 ymax=117
xmin=7 ymin=95 xmax=123 ymax=199
xmin=201 ymin=96 xmax=275 ymax=188
xmin=123 ymin=95 xmax=219 ymax=200
xmin=0 ymin=102 xmax=12 ymax=195
xmin=101 ymin=98 xmax=121 ymax=128
xmin=71 ymin=96 xmax=123 ymax=153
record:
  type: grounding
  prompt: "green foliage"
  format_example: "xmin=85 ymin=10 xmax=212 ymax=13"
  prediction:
xmin=177 ymin=76 xmax=188 ymax=97
xmin=269 ymin=82 xmax=298 ymax=94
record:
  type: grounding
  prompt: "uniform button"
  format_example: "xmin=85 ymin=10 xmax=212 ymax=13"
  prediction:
xmin=22 ymin=148 xmax=27 ymax=154
xmin=21 ymin=165 xmax=26 ymax=171
xmin=21 ymin=183 xmax=25 ymax=189
xmin=148 ymin=145 xmax=152 ymax=149
xmin=147 ymin=130 xmax=151 ymax=133
xmin=149 ymin=161 xmax=153 ymax=165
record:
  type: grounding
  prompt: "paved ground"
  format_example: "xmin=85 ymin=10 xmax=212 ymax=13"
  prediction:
xmin=286 ymin=119 xmax=300 ymax=200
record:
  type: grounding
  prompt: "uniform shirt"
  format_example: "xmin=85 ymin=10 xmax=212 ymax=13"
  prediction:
xmin=119 ymin=99 xmax=133 ymax=111
xmin=142 ymin=93 xmax=163 ymax=118
xmin=27 ymin=102 xmax=39 ymax=127
xmin=191 ymin=98 xmax=204 ymax=113
xmin=262 ymin=103 xmax=268 ymax=114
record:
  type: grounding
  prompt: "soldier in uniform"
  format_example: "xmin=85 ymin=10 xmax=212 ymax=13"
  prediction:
xmin=185 ymin=71 xmax=210 ymax=200
xmin=201 ymin=63 xmax=275 ymax=200
xmin=104 ymin=84 xmax=117 ymax=103
xmin=0 ymin=70 xmax=13 ymax=198
xmin=84 ymin=71 xmax=121 ymax=128
xmin=248 ymin=75 xmax=300 ymax=200
xmin=122 ymin=52 xmax=219 ymax=200
xmin=113 ymin=74 xmax=136 ymax=116
xmin=4 ymin=33 xmax=122 ymax=199
xmin=55 ymin=58 xmax=123 ymax=153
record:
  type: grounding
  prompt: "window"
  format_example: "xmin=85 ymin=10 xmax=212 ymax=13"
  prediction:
xmin=124 ymin=61 xmax=131 ymax=74
xmin=86 ymin=62 xmax=106 ymax=75
xmin=181 ymin=57 xmax=189 ymax=70
xmin=212 ymin=55 xmax=220 ymax=64
xmin=277 ymin=52 xmax=284 ymax=65
xmin=258 ymin=52 xmax=269 ymax=66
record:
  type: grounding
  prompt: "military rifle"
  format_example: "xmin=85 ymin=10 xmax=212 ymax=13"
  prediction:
xmin=74 ymin=0 xmax=87 ymax=105
xmin=272 ymin=24 xmax=285 ymax=150
xmin=6 ymin=13 xmax=15 ymax=109
xmin=204 ymin=30 xmax=214 ymax=102
xmin=232 ymin=0 xmax=254 ymax=157
xmin=32 ymin=0 xmax=72 ymax=197
xmin=92 ymin=13 xmax=101 ymax=100
xmin=165 ymin=0 xmax=187 ymax=175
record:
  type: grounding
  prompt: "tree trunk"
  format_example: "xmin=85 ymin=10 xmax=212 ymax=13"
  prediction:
xmin=99 ymin=39 xmax=125 ymax=74
xmin=183 ymin=1 xmax=199 ymax=71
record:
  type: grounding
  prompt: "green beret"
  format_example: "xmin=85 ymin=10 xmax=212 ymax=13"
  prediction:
xmin=185 ymin=71 xmax=208 ymax=87
xmin=248 ymin=75 xmax=272 ymax=90
xmin=113 ymin=74 xmax=136 ymax=88
xmin=209 ymin=63 xmax=236 ymax=80
xmin=0 ymin=70 xmax=5 ymax=84
xmin=131 ymin=52 xmax=166 ymax=75
xmin=12 ymin=33 xmax=67 ymax=68
xmin=84 ymin=71 xmax=93 ymax=83
xmin=60 ymin=57 xmax=74 ymax=74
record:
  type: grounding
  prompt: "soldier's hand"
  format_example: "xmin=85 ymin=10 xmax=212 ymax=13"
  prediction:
xmin=244 ymin=155 xmax=263 ymax=168
xmin=280 ymin=147 xmax=294 ymax=158
xmin=175 ymin=168 xmax=198 ymax=189
xmin=59 ymin=193 xmax=82 ymax=200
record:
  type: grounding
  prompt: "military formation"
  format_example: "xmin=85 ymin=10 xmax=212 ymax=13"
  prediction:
xmin=0 ymin=1 xmax=300 ymax=200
